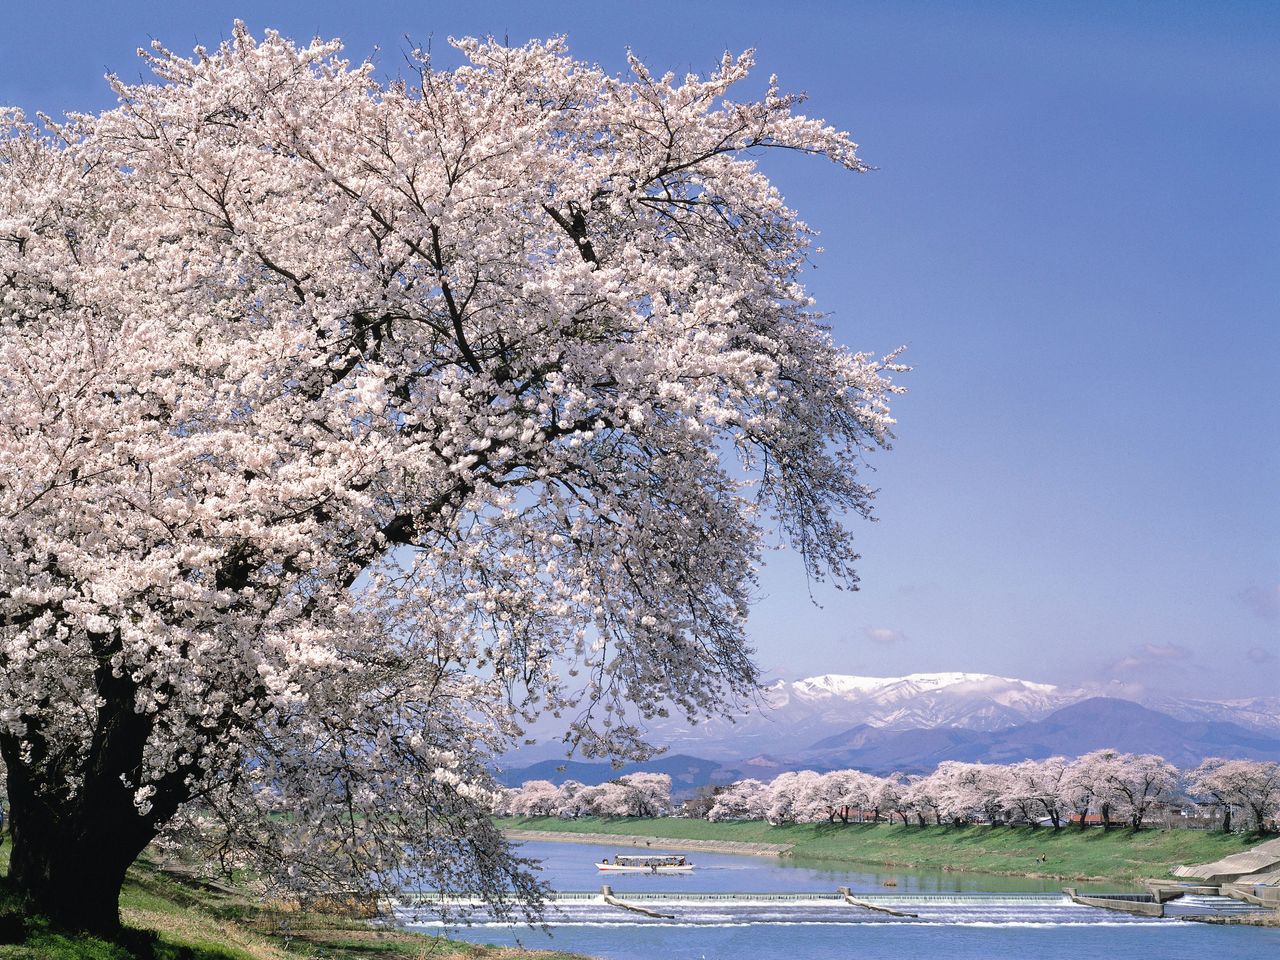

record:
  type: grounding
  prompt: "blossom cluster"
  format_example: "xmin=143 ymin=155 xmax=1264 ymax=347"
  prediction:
xmin=493 ymin=772 xmax=673 ymax=819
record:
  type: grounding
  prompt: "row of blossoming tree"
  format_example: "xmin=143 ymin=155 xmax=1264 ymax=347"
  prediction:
xmin=495 ymin=773 xmax=675 ymax=819
xmin=496 ymin=755 xmax=1280 ymax=832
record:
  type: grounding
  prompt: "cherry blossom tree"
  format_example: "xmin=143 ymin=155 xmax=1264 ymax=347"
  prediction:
xmin=1189 ymin=759 xmax=1280 ymax=833
xmin=551 ymin=779 xmax=589 ymax=819
xmin=930 ymin=762 xmax=1009 ymax=825
xmin=1062 ymin=755 xmax=1101 ymax=829
xmin=564 ymin=783 xmax=611 ymax=817
xmin=1065 ymin=749 xmax=1175 ymax=830
xmin=500 ymin=780 xmax=562 ymax=817
xmin=1105 ymin=753 xmax=1177 ymax=830
xmin=875 ymin=773 xmax=911 ymax=825
xmin=705 ymin=778 xmax=769 ymax=822
xmin=791 ymin=770 xmax=855 ymax=823
xmin=1005 ymin=757 xmax=1071 ymax=829
xmin=764 ymin=771 xmax=823 ymax=824
xmin=1002 ymin=760 xmax=1045 ymax=825
xmin=0 ymin=24 xmax=901 ymax=932
xmin=611 ymin=773 xmax=674 ymax=817
xmin=813 ymin=769 xmax=883 ymax=823
xmin=903 ymin=774 xmax=943 ymax=826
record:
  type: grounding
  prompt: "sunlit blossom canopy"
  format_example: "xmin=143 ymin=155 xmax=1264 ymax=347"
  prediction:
xmin=0 ymin=23 xmax=901 ymax=928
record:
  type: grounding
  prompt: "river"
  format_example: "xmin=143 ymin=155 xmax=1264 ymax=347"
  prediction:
xmin=395 ymin=838 xmax=1280 ymax=959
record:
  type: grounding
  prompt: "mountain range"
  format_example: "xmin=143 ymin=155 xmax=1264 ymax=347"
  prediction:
xmin=641 ymin=672 xmax=1280 ymax=760
xmin=496 ymin=672 xmax=1280 ymax=794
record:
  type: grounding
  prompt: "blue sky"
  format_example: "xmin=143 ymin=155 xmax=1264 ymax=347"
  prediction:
xmin=4 ymin=2 xmax=1276 ymax=697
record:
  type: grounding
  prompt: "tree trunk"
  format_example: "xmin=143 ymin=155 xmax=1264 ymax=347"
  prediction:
xmin=0 ymin=637 xmax=173 ymax=937
xmin=4 ymin=793 xmax=154 ymax=935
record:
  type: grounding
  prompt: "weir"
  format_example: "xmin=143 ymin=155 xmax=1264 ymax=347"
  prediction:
xmin=390 ymin=887 xmax=1196 ymax=931
xmin=399 ymin=889 xmax=1073 ymax=908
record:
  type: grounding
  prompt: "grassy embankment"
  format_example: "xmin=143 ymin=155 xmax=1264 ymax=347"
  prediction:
xmin=0 ymin=838 xmax=585 ymax=960
xmin=501 ymin=815 xmax=1266 ymax=883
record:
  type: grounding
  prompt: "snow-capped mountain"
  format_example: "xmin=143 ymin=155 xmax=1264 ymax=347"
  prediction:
xmin=500 ymin=671 xmax=1280 ymax=782
xmin=646 ymin=671 xmax=1280 ymax=760
xmin=1136 ymin=694 xmax=1280 ymax=731
xmin=647 ymin=671 xmax=1074 ymax=759
xmin=782 ymin=672 xmax=1071 ymax=730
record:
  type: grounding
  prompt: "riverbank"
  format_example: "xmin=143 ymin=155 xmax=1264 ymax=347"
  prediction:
xmin=498 ymin=816 xmax=1268 ymax=883
xmin=504 ymin=828 xmax=792 ymax=857
xmin=0 ymin=840 xmax=586 ymax=960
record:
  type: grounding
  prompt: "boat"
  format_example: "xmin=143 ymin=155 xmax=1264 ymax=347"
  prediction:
xmin=595 ymin=854 xmax=695 ymax=873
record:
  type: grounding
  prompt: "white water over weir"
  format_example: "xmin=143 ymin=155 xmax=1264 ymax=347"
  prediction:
xmin=400 ymin=889 xmax=1074 ymax=906
xmin=391 ymin=888 xmax=1195 ymax=929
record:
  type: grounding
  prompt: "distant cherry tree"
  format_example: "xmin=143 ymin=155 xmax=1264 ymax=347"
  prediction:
xmin=1189 ymin=759 xmax=1280 ymax=832
xmin=706 ymin=778 xmax=769 ymax=822
xmin=903 ymin=774 xmax=944 ymax=826
xmin=498 ymin=780 xmax=562 ymax=817
xmin=1005 ymin=756 xmax=1071 ymax=829
xmin=0 ymin=24 xmax=900 ymax=931
xmin=605 ymin=773 xmax=674 ymax=818
xmin=1067 ymin=750 xmax=1126 ymax=829
xmin=1105 ymin=753 xmax=1178 ymax=830
xmin=764 ymin=771 xmax=824 ymax=825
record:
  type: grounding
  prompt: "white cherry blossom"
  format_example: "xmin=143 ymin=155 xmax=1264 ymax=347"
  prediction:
xmin=0 ymin=25 xmax=900 ymax=931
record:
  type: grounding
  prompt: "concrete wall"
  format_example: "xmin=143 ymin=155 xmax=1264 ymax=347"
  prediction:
xmin=1063 ymin=887 xmax=1164 ymax=917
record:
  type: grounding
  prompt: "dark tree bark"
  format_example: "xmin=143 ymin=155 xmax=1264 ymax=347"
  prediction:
xmin=0 ymin=633 xmax=171 ymax=936
xmin=3 ymin=776 xmax=155 ymax=935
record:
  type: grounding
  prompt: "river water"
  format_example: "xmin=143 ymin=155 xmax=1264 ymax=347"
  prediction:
xmin=396 ymin=839 xmax=1280 ymax=959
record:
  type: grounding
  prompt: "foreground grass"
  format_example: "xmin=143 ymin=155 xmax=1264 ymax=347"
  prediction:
xmin=0 ymin=838 xmax=585 ymax=960
xmin=501 ymin=815 xmax=1267 ymax=882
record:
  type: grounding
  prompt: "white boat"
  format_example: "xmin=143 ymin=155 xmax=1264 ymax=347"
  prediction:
xmin=595 ymin=854 xmax=695 ymax=873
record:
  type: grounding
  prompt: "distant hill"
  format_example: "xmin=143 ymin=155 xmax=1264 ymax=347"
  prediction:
xmin=621 ymin=672 xmax=1280 ymax=761
xmin=497 ymin=698 xmax=1280 ymax=792
xmin=801 ymin=697 xmax=1280 ymax=773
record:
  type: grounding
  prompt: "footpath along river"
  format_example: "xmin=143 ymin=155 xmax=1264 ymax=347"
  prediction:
xmin=395 ymin=839 xmax=1280 ymax=960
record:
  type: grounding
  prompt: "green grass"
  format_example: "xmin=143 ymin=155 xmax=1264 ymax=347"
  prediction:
xmin=500 ymin=816 xmax=1268 ymax=882
xmin=0 ymin=835 xmax=586 ymax=960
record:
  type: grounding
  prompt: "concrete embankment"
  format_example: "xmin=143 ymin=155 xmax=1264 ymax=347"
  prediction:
xmin=501 ymin=828 xmax=793 ymax=856
xmin=1169 ymin=834 xmax=1280 ymax=924
xmin=1063 ymin=887 xmax=1164 ymax=917
xmin=1172 ymin=836 xmax=1280 ymax=883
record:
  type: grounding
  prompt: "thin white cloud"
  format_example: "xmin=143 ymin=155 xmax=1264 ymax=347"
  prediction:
xmin=1110 ymin=641 xmax=1191 ymax=674
xmin=1246 ymin=646 xmax=1275 ymax=665
xmin=864 ymin=626 xmax=908 ymax=645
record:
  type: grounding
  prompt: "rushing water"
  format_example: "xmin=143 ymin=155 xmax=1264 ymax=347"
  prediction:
xmin=397 ymin=839 xmax=1280 ymax=960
